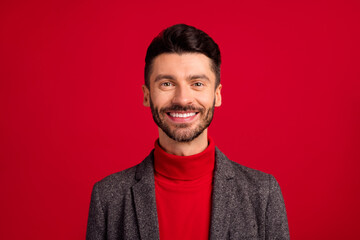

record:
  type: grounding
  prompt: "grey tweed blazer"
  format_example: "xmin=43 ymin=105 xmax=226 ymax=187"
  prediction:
xmin=86 ymin=147 xmax=290 ymax=240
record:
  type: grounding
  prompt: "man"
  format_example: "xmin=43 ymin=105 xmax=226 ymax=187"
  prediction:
xmin=86 ymin=24 xmax=289 ymax=240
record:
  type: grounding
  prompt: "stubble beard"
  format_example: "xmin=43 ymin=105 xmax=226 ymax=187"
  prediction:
xmin=149 ymin=97 xmax=215 ymax=142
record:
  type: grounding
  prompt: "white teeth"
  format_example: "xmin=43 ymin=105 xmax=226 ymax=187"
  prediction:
xmin=169 ymin=112 xmax=196 ymax=118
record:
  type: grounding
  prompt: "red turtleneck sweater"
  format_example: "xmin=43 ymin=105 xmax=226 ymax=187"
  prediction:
xmin=154 ymin=138 xmax=215 ymax=240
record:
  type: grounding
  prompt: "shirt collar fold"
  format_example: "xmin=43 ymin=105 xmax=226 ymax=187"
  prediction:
xmin=154 ymin=137 xmax=215 ymax=180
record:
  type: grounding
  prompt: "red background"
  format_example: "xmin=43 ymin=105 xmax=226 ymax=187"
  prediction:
xmin=1 ymin=0 xmax=359 ymax=239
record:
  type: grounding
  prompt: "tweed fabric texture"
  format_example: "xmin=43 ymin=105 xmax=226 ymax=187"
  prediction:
xmin=86 ymin=147 xmax=290 ymax=240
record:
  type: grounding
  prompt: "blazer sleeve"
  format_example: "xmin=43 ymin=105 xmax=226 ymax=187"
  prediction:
xmin=86 ymin=182 xmax=106 ymax=240
xmin=265 ymin=175 xmax=290 ymax=240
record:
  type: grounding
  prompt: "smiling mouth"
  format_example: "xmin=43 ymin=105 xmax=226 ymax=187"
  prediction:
xmin=165 ymin=111 xmax=200 ymax=123
xmin=166 ymin=112 xmax=199 ymax=118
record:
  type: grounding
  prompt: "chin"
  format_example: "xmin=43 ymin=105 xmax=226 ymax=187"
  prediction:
xmin=166 ymin=128 xmax=204 ymax=143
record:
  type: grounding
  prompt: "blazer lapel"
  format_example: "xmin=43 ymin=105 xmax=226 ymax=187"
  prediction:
xmin=132 ymin=151 xmax=160 ymax=240
xmin=209 ymin=147 xmax=236 ymax=240
xmin=131 ymin=147 xmax=239 ymax=240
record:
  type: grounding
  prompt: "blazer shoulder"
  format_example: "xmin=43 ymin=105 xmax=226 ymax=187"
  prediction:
xmin=214 ymin=147 xmax=289 ymax=239
xmin=230 ymin=158 xmax=270 ymax=181
xmin=215 ymin=147 xmax=276 ymax=190
xmin=97 ymin=164 xmax=137 ymax=189
xmin=93 ymin=150 xmax=154 ymax=197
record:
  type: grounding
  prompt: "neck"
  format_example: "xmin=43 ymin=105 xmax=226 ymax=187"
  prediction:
xmin=158 ymin=129 xmax=209 ymax=156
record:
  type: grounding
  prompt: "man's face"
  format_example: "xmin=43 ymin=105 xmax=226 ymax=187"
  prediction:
xmin=142 ymin=53 xmax=222 ymax=142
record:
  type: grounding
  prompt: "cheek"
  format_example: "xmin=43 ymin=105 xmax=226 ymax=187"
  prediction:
xmin=195 ymin=92 xmax=215 ymax=106
xmin=150 ymin=91 xmax=173 ymax=107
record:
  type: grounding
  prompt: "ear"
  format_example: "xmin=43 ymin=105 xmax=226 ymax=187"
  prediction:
xmin=215 ymin=84 xmax=222 ymax=107
xmin=142 ymin=85 xmax=150 ymax=107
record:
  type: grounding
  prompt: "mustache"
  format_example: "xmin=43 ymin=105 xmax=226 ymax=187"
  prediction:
xmin=159 ymin=104 xmax=204 ymax=113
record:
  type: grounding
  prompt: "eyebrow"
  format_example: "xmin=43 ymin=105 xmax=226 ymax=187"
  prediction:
xmin=188 ymin=74 xmax=210 ymax=82
xmin=154 ymin=74 xmax=210 ymax=82
xmin=154 ymin=74 xmax=176 ymax=82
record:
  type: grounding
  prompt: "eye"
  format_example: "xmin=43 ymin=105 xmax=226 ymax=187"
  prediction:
xmin=193 ymin=82 xmax=204 ymax=87
xmin=161 ymin=82 xmax=173 ymax=87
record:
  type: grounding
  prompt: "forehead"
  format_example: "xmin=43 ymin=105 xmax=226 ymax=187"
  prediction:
xmin=150 ymin=53 xmax=215 ymax=82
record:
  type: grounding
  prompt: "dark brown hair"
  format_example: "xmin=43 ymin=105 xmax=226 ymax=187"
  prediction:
xmin=144 ymin=24 xmax=221 ymax=88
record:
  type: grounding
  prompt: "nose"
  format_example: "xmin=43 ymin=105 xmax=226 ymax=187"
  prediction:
xmin=172 ymin=84 xmax=194 ymax=106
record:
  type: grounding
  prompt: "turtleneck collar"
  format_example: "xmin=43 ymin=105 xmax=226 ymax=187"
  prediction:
xmin=154 ymin=137 xmax=215 ymax=181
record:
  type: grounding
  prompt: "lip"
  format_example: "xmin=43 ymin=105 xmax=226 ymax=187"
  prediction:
xmin=166 ymin=111 xmax=199 ymax=123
